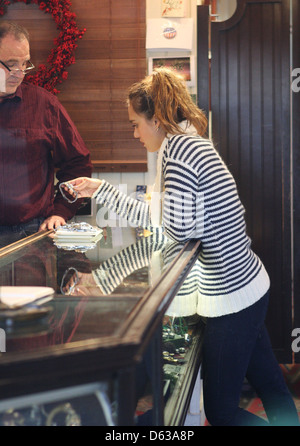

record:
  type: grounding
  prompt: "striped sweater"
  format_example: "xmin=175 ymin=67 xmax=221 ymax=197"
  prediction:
xmin=93 ymin=133 xmax=270 ymax=317
xmin=92 ymin=228 xmax=167 ymax=295
xmin=92 ymin=228 xmax=200 ymax=317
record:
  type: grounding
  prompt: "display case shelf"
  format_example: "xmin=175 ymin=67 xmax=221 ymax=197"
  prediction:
xmin=0 ymin=227 xmax=203 ymax=426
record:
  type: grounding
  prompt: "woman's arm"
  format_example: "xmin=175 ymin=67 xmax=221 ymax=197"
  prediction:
xmin=65 ymin=177 xmax=152 ymax=229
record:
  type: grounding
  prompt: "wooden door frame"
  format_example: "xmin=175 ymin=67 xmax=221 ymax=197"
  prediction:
xmin=197 ymin=0 xmax=293 ymax=363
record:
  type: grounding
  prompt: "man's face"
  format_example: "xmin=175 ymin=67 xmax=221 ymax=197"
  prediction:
xmin=0 ymin=34 xmax=30 ymax=97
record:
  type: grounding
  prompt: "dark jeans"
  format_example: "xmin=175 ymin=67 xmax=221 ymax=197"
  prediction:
xmin=0 ymin=217 xmax=44 ymax=248
xmin=202 ymin=291 xmax=299 ymax=426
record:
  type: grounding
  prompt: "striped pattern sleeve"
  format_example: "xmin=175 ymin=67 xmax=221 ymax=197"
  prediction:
xmin=92 ymin=228 xmax=167 ymax=294
xmin=93 ymin=180 xmax=151 ymax=228
xmin=162 ymin=136 xmax=206 ymax=242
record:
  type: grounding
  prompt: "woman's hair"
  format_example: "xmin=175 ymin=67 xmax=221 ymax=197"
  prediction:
xmin=127 ymin=67 xmax=207 ymax=136
xmin=0 ymin=21 xmax=30 ymax=44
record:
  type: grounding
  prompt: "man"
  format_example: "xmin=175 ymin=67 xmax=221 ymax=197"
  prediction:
xmin=0 ymin=21 xmax=92 ymax=246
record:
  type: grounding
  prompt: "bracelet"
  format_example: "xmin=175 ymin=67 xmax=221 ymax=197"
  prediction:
xmin=59 ymin=182 xmax=78 ymax=203
xmin=60 ymin=267 xmax=79 ymax=295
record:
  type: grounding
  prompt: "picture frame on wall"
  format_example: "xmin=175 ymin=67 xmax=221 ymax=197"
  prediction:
xmin=148 ymin=55 xmax=195 ymax=87
xmin=146 ymin=18 xmax=193 ymax=51
xmin=161 ymin=0 xmax=189 ymax=18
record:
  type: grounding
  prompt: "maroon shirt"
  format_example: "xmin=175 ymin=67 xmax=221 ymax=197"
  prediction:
xmin=0 ymin=82 xmax=92 ymax=225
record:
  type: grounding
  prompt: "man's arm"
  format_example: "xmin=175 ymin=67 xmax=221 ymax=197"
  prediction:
xmin=41 ymin=99 xmax=92 ymax=230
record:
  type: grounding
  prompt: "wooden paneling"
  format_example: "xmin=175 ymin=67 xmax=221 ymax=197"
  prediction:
xmin=1 ymin=0 xmax=147 ymax=172
xmin=198 ymin=0 xmax=292 ymax=362
xmin=292 ymin=0 xmax=300 ymax=362
xmin=196 ymin=4 xmax=209 ymax=116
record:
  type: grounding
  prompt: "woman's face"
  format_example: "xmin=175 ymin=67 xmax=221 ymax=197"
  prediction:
xmin=128 ymin=103 xmax=165 ymax=153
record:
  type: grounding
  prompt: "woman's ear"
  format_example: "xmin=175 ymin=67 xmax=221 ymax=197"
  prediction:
xmin=153 ymin=116 xmax=161 ymax=129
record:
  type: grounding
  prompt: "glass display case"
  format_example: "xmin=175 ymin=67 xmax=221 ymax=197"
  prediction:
xmin=0 ymin=225 xmax=203 ymax=426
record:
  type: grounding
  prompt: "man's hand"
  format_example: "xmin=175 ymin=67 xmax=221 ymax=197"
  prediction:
xmin=39 ymin=215 xmax=66 ymax=231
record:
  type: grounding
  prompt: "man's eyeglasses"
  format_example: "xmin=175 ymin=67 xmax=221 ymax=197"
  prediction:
xmin=0 ymin=60 xmax=35 ymax=76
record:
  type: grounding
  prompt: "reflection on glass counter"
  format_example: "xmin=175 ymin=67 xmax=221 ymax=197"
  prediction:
xmin=0 ymin=227 xmax=168 ymax=296
xmin=135 ymin=258 xmax=205 ymax=426
xmin=0 ymin=226 xmax=171 ymax=350
xmin=0 ymin=225 xmax=203 ymax=426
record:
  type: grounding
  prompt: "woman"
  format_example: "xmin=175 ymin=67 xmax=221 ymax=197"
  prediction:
xmin=63 ymin=68 xmax=298 ymax=426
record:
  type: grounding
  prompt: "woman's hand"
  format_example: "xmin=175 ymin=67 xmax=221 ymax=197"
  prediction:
xmin=62 ymin=177 xmax=102 ymax=198
xmin=61 ymin=271 xmax=103 ymax=296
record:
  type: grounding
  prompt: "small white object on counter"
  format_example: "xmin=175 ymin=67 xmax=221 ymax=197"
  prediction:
xmin=0 ymin=286 xmax=55 ymax=308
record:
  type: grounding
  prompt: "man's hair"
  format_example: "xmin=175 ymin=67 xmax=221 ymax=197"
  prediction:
xmin=0 ymin=21 xmax=30 ymax=44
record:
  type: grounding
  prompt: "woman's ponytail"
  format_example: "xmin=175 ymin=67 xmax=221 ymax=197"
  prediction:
xmin=128 ymin=67 xmax=208 ymax=137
